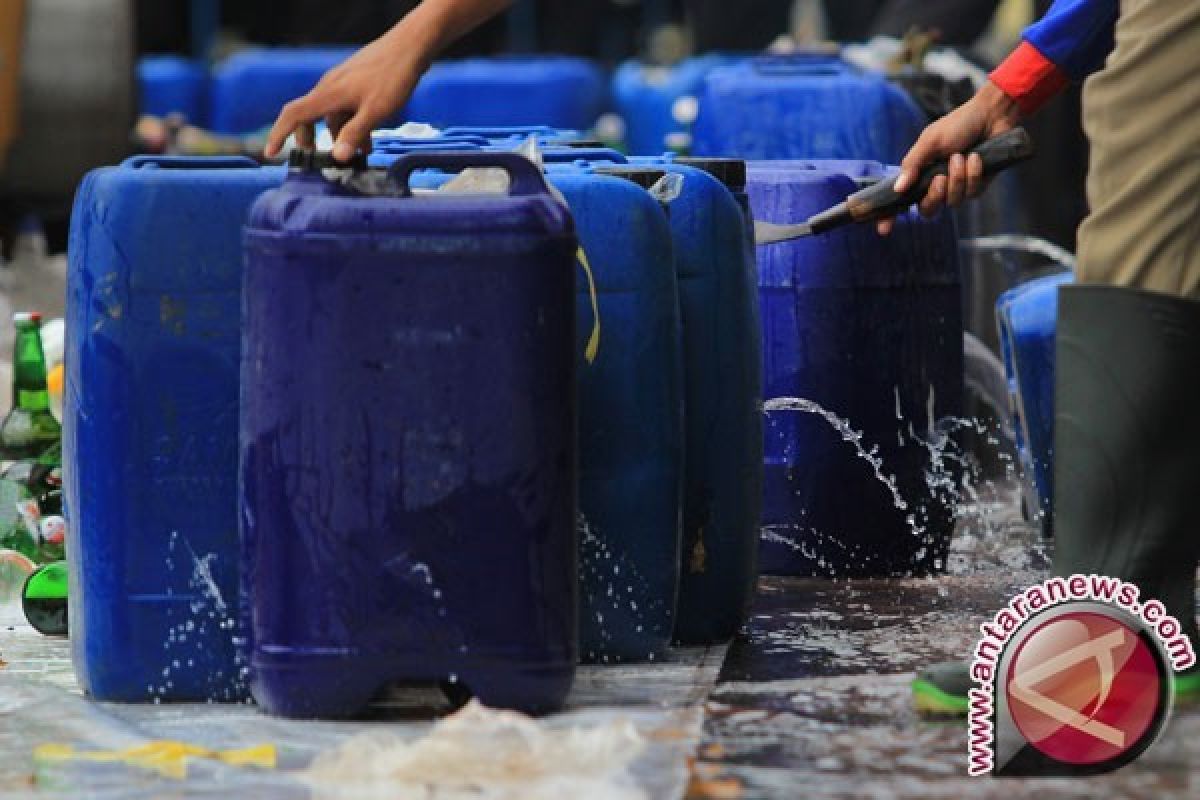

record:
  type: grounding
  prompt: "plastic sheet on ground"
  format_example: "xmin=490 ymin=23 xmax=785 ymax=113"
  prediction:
xmin=0 ymin=608 xmax=724 ymax=799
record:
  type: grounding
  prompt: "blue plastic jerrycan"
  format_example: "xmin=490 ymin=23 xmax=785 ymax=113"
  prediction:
xmin=366 ymin=140 xmax=483 ymax=167
xmin=604 ymin=156 xmax=763 ymax=644
xmin=750 ymin=160 xmax=963 ymax=578
xmin=210 ymin=48 xmax=392 ymax=134
xmin=65 ymin=155 xmax=284 ymax=702
xmin=367 ymin=136 xmax=487 ymax=168
xmin=371 ymin=132 xmax=491 ymax=150
xmin=241 ymin=152 xmax=579 ymax=718
xmin=137 ymin=55 xmax=209 ymax=125
xmin=406 ymin=57 xmax=607 ymax=131
xmin=692 ymin=55 xmax=925 ymax=163
xmin=996 ymin=271 xmax=1075 ymax=534
xmin=541 ymin=164 xmax=685 ymax=662
xmin=368 ymin=131 xmax=619 ymax=166
xmin=441 ymin=126 xmax=585 ymax=144
xmin=534 ymin=147 xmax=627 ymax=166
xmin=612 ymin=54 xmax=745 ymax=156
xmin=375 ymin=154 xmax=686 ymax=664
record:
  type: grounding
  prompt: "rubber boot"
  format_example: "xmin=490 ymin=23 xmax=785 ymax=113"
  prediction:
xmin=914 ymin=285 xmax=1200 ymax=715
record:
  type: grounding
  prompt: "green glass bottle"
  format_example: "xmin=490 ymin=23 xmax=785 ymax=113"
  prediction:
xmin=0 ymin=313 xmax=61 ymax=462
xmin=23 ymin=559 xmax=68 ymax=636
xmin=2 ymin=439 xmax=63 ymax=518
xmin=0 ymin=478 xmax=37 ymax=560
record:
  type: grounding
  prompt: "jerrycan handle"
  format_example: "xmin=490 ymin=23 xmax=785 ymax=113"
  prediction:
xmin=122 ymin=155 xmax=261 ymax=170
xmin=539 ymin=147 xmax=628 ymax=165
xmin=386 ymin=152 xmax=551 ymax=198
xmin=442 ymin=125 xmax=561 ymax=139
xmin=752 ymin=54 xmax=844 ymax=77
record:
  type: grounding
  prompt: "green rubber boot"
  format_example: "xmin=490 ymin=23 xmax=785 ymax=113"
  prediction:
xmin=914 ymin=285 xmax=1200 ymax=715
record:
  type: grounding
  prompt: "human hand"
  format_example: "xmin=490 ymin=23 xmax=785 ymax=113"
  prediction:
xmin=263 ymin=30 xmax=426 ymax=163
xmin=877 ymin=81 xmax=1022 ymax=235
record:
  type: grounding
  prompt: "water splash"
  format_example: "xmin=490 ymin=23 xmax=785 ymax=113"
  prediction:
xmin=763 ymin=397 xmax=910 ymax=515
xmin=577 ymin=513 xmax=667 ymax=663
xmin=763 ymin=394 xmax=1025 ymax=577
xmin=185 ymin=541 xmax=227 ymax=614
xmin=960 ymin=234 xmax=1076 ymax=272
xmin=760 ymin=525 xmax=860 ymax=577
xmin=151 ymin=532 xmax=245 ymax=703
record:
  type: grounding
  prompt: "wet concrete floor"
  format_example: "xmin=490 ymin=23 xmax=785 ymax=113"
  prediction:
xmin=688 ymin=498 xmax=1200 ymax=799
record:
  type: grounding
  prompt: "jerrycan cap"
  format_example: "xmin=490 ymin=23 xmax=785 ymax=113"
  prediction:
xmin=674 ymin=158 xmax=746 ymax=192
xmin=288 ymin=148 xmax=368 ymax=172
xmin=595 ymin=167 xmax=682 ymax=207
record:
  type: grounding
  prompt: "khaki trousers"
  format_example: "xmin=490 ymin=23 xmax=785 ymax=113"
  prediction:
xmin=1078 ymin=0 xmax=1200 ymax=298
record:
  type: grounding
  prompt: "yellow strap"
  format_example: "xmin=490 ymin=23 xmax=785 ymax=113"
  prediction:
xmin=576 ymin=246 xmax=601 ymax=364
xmin=34 ymin=741 xmax=277 ymax=780
xmin=216 ymin=744 xmax=278 ymax=769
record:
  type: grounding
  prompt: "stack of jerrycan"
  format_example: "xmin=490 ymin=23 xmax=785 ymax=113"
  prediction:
xmin=751 ymin=160 xmax=963 ymax=577
xmin=996 ymin=271 xmax=1075 ymax=534
xmin=241 ymin=152 xmax=578 ymax=717
xmin=612 ymin=54 xmax=745 ymax=155
xmin=384 ymin=148 xmax=686 ymax=662
xmin=66 ymin=156 xmax=284 ymax=701
xmin=548 ymin=154 xmax=761 ymax=646
xmin=372 ymin=129 xmax=629 ymax=168
xmin=137 ymin=55 xmax=209 ymax=125
xmin=692 ymin=55 xmax=926 ymax=163
xmin=405 ymin=57 xmax=607 ymax=131
xmin=377 ymin=138 xmax=762 ymax=648
xmin=209 ymin=49 xmax=359 ymax=134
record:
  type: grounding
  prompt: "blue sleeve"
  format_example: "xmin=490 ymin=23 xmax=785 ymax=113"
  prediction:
xmin=1023 ymin=0 xmax=1119 ymax=81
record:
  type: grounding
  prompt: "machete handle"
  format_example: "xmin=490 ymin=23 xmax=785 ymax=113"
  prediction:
xmin=846 ymin=127 xmax=1035 ymax=222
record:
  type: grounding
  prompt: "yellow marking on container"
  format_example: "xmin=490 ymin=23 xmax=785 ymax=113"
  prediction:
xmin=577 ymin=246 xmax=601 ymax=364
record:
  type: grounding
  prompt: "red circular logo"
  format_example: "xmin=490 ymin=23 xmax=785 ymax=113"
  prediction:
xmin=1006 ymin=611 xmax=1163 ymax=766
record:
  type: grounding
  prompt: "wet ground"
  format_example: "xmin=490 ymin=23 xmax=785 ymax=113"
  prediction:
xmin=0 ymin=616 xmax=726 ymax=798
xmin=690 ymin=493 xmax=1200 ymax=799
xmin=2 ymin=485 xmax=1198 ymax=798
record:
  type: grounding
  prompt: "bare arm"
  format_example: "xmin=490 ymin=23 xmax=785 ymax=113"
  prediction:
xmin=264 ymin=0 xmax=514 ymax=161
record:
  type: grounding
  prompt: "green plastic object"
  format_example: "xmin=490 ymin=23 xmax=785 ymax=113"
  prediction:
xmin=23 ymin=560 xmax=67 ymax=636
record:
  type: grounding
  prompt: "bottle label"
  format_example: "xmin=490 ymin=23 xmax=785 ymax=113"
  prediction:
xmin=16 ymin=389 xmax=49 ymax=411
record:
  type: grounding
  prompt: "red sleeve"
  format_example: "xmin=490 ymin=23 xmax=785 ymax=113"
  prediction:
xmin=989 ymin=40 xmax=1070 ymax=116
